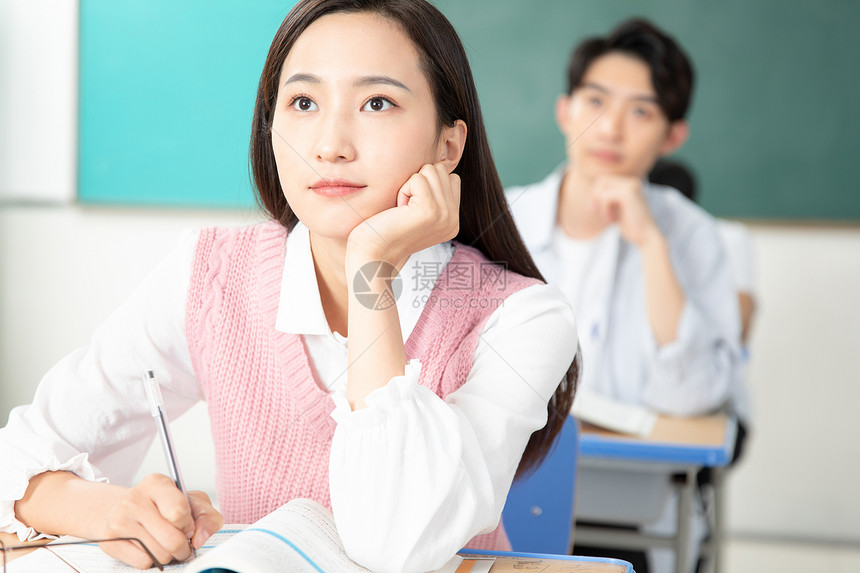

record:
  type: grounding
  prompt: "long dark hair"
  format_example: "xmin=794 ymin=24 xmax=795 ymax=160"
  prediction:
xmin=249 ymin=0 xmax=578 ymax=479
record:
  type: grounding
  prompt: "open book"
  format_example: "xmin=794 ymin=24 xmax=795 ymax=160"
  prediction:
xmin=571 ymin=388 xmax=657 ymax=437
xmin=7 ymin=498 xmax=466 ymax=573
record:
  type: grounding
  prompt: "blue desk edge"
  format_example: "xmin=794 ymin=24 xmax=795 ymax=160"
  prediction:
xmin=460 ymin=548 xmax=634 ymax=572
xmin=579 ymin=416 xmax=737 ymax=467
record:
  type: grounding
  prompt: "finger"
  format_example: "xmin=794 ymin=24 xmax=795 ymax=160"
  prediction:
xmin=433 ymin=161 xmax=457 ymax=204
xmin=421 ymin=163 xmax=459 ymax=222
xmin=187 ymin=491 xmax=224 ymax=549
xmin=448 ymin=173 xmax=461 ymax=212
xmin=402 ymin=170 xmax=433 ymax=209
xmin=397 ymin=175 xmax=415 ymax=207
xmin=99 ymin=523 xmax=167 ymax=569
xmin=147 ymin=475 xmax=195 ymax=537
xmin=593 ymin=178 xmax=621 ymax=201
xmin=591 ymin=191 xmax=622 ymax=223
xmin=136 ymin=497 xmax=194 ymax=563
xmin=432 ymin=160 xmax=449 ymax=182
xmin=130 ymin=475 xmax=194 ymax=563
xmin=419 ymin=163 xmax=446 ymax=203
xmin=422 ymin=165 xmax=458 ymax=236
xmin=426 ymin=163 xmax=459 ymax=235
xmin=596 ymin=176 xmax=644 ymax=205
xmin=433 ymin=162 xmax=459 ymax=212
xmin=99 ymin=538 xmax=155 ymax=570
xmin=396 ymin=171 xmax=421 ymax=207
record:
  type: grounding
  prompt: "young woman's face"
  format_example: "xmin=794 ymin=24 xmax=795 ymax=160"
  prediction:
xmin=557 ymin=52 xmax=677 ymax=181
xmin=271 ymin=12 xmax=443 ymax=240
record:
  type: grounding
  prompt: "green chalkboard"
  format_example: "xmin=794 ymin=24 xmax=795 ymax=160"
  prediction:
xmin=78 ymin=1 xmax=296 ymax=208
xmin=439 ymin=0 xmax=860 ymax=220
xmin=79 ymin=1 xmax=859 ymax=219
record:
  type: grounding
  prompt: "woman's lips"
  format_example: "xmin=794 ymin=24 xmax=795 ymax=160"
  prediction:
xmin=310 ymin=178 xmax=366 ymax=197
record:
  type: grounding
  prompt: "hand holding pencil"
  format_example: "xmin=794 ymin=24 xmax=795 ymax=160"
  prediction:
xmin=80 ymin=370 xmax=227 ymax=570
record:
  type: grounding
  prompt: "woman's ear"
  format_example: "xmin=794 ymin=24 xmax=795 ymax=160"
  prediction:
xmin=659 ymin=119 xmax=690 ymax=156
xmin=438 ymin=120 xmax=467 ymax=172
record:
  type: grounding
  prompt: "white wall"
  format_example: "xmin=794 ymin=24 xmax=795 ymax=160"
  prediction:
xmin=0 ymin=206 xmax=264 ymax=499
xmin=0 ymin=0 xmax=77 ymax=203
xmin=726 ymin=225 xmax=860 ymax=543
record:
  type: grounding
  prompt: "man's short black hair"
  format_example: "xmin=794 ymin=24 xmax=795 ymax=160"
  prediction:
xmin=566 ymin=18 xmax=694 ymax=122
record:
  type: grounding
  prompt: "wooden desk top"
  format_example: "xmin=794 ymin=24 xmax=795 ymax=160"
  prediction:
xmin=579 ymin=413 xmax=735 ymax=467
xmin=582 ymin=413 xmax=728 ymax=447
xmin=455 ymin=550 xmax=633 ymax=573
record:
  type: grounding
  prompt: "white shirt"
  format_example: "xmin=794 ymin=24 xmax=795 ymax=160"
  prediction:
xmin=717 ymin=218 xmax=756 ymax=424
xmin=717 ymin=219 xmax=755 ymax=294
xmin=552 ymin=226 xmax=600 ymax=314
xmin=0 ymin=222 xmax=578 ymax=573
xmin=506 ymin=166 xmax=741 ymax=417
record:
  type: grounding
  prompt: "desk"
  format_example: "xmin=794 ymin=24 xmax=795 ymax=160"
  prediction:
xmin=575 ymin=414 xmax=735 ymax=573
xmin=461 ymin=549 xmax=634 ymax=572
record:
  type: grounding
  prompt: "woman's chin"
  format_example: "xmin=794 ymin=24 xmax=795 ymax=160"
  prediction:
xmin=298 ymin=214 xmax=362 ymax=243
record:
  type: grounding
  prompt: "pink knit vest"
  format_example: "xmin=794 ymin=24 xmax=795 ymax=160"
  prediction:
xmin=185 ymin=221 xmax=540 ymax=551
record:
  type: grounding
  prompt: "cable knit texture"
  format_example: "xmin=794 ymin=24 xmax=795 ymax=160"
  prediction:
xmin=185 ymin=221 xmax=540 ymax=551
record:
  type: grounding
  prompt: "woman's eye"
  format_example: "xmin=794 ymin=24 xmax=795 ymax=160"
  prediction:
xmin=588 ymin=96 xmax=603 ymax=107
xmin=290 ymin=96 xmax=318 ymax=111
xmin=362 ymin=97 xmax=395 ymax=112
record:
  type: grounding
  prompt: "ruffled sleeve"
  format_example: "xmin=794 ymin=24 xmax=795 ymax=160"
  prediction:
xmin=328 ymin=284 xmax=577 ymax=573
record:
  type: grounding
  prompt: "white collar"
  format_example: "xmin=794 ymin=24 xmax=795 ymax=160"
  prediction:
xmin=508 ymin=163 xmax=566 ymax=251
xmin=275 ymin=222 xmax=454 ymax=343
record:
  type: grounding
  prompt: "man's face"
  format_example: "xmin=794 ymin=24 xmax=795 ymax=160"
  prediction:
xmin=557 ymin=52 xmax=684 ymax=180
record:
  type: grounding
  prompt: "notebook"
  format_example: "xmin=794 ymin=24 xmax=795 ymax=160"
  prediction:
xmin=6 ymin=498 xmax=470 ymax=573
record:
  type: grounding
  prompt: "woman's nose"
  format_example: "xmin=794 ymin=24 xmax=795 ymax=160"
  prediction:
xmin=313 ymin=112 xmax=356 ymax=163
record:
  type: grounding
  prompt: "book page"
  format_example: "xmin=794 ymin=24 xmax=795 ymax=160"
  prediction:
xmin=185 ymin=498 xmax=372 ymax=573
xmin=8 ymin=499 xmax=464 ymax=573
xmin=5 ymin=546 xmax=73 ymax=572
xmin=11 ymin=530 xmax=241 ymax=573
xmin=571 ymin=389 xmax=657 ymax=437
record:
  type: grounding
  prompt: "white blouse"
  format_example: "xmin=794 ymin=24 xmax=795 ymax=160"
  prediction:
xmin=0 ymin=222 xmax=578 ymax=573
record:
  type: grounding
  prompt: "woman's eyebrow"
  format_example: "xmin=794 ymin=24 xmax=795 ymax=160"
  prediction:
xmin=282 ymin=72 xmax=411 ymax=93
xmin=284 ymin=72 xmax=320 ymax=86
xmin=354 ymin=75 xmax=411 ymax=93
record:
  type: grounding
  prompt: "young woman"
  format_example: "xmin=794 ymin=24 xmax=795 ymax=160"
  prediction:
xmin=0 ymin=1 xmax=578 ymax=572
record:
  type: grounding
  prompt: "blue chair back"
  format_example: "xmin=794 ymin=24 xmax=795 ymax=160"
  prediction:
xmin=502 ymin=415 xmax=579 ymax=554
